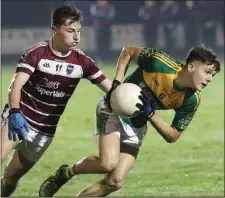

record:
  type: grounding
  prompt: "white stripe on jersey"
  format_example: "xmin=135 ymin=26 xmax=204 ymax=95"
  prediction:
xmin=22 ymin=89 xmax=66 ymax=106
xmin=37 ymin=59 xmax=83 ymax=78
xmin=27 ymin=81 xmax=33 ymax=86
xmin=21 ymin=111 xmax=57 ymax=127
xmin=88 ymin=70 xmax=103 ymax=80
xmin=17 ymin=63 xmax=35 ymax=73
xmin=20 ymin=101 xmax=61 ymax=116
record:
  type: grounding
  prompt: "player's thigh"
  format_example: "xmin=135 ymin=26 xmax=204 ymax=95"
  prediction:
xmin=96 ymin=100 xmax=122 ymax=165
xmin=15 ymin=129 xmax=53 ymax=163
xmin=1 ymin=107 xmax=19 ymax=162
xmin=2 ymin=150 xmax=36 ymax=183
xmin=105 ymin=144 xmax=138 ymax=186
xmin=2 ymin=131 xmax=53 ymax=182
xmin=98 ymin=132 xmax=120 ymax=166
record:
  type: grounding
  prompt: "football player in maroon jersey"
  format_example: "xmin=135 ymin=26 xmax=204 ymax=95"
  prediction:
xmin=1 ymin=6 xmax=111 ymax=196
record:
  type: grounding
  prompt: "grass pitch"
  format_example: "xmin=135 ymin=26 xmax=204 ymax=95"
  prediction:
xmin=1 ymin=64 xmax=224 ymax=196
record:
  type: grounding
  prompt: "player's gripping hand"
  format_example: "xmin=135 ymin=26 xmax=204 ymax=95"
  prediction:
xmin=136 ymin=90 xmax=155 ymax=118
xmin=8 ymin=108 xmax=30 ymax=141
xmin=105 ymin=79 xmax=121 ymax=110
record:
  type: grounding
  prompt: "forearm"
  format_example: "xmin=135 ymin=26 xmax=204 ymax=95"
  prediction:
xmin=148 ymin=113 xmax=181 ymax=143
xmin=97 ymin=78 xmax=112 ymax=93
xmin=8 ymin=72 xmax=30 ymax=109
xmin=8 ymin=86 xmax=21 ymax=109
xmin=114 ymin=47 xmax=131 ymax=82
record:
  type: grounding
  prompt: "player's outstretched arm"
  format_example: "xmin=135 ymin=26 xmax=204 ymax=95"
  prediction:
xmin=136 ymin=91 xmax=182 ymax=143
xmin=96 ymin=78 xmax=112 ymax=93
xmin=148 ymin=114 xmax=182 ymax=143
xmin=105 ymin=46 xmax=144 ymax=109
xmin=114 ymin=46 xmax=144 ymax=82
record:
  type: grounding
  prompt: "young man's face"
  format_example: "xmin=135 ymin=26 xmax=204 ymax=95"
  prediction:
xmin=54 ymin=19 xmax=81 ymax=50
xmin=188 ymin=61 xmax=217 ymax=91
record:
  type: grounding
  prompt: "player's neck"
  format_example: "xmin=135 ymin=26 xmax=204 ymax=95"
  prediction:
xmin=52 ymin=37 xmax=70 ymax=55
xmin=175 ymin=70 xmax=191 ymax=90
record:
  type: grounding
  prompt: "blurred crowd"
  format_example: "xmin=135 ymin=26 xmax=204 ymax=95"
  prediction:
xmin=64 ymin=0 xmax=224 ymax=59
xmin=2 ymin=0 xmax=224 ymax=61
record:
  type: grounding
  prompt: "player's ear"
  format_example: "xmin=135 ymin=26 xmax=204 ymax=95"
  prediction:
xmin=52 ymin=26 xmax=57 ymax=34
xmin=187 ymin=62 xmax=195 ymax=72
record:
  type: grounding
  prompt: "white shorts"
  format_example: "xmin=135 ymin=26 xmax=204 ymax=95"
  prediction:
xmin=1 ymin=105 xmax=53 ymax=163
xmin=15 ymin=129 xmax=53 ymax=162
xmin=95 ymin=98 xmax=148 ymax=149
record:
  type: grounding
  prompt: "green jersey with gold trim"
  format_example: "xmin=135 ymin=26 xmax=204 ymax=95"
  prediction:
xmin=123 ymin=48 xmax=201 ymax=132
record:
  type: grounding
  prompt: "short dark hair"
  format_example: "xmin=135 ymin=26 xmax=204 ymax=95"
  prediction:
xmin=51 ymin=6 xmax=83 ymax=27
xmin=186 ymin=44 xmax=221 ymax=73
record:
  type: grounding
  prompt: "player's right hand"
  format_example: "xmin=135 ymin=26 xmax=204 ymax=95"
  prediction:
xmin=136 ymin=90 xmax=155 ymax=118
xmin=8 ymin=108 xmax=30 ymax=141
xmin=105 ymin=79 xmax=121 ymax=110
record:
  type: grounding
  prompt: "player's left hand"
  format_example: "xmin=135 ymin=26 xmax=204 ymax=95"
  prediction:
xmin=136 ymin=90 xmax=155 ymax=118
xmin=105 ymin=79 xmax=121 ymax=110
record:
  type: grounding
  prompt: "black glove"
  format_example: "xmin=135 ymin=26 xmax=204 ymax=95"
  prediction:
xmin=136 ymin=90 xmax=155 ymax=118
xmin=105 ymin=80 xmax=121 ymax=110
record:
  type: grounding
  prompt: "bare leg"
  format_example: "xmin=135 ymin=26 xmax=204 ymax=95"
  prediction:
xmin=76 ymin=179 xmax=107 ymax=197
xmin=1 ymin=114 xmax=33 ymax=196
xmin=38 ymin=133 xmax=121 ymax=197
xmin=77 ymin=145 xmax=138 ymax=197
xmin=1 ymin=124 xmax=19 ymax=162
xmin=1 ymin=150 xmax=36 ymax=197
xmin=73 ymin=133 xmax=120 ymax=174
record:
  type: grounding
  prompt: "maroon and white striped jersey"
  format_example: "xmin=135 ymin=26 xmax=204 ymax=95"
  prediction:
xmin=14 ymin=39 xmax=106 ymax=136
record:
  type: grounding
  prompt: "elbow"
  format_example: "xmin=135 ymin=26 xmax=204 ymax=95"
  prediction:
xmin=165 ymin=134 xmax=180 ymax=143
xmin=122 ymin=45 xmax=134 ymax=53
xmin=165 ymin=138 xmax=178 ymax=143
xmin=123 ymin=45 xmax=131 ymax=49
xmin=165 ymin=127 xmax=182 ymax=143
xmin=122 ymin=46 xmax=131 ymax=53
xmin=122 ymin=46 xmax=136 ymax=61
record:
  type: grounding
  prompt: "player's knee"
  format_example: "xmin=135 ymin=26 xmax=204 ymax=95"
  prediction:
xmin=1 ymin=177 xmax=18 ymax=197
xmin=106 ymin=175 xmax=125 ymax=190
xmin=100 ymin=160 xmax=119 ymax=172
xmin=2 ymin=174 xmax=20 ymax=185
xmin=1 ymin=177 xmax=19 ymax=188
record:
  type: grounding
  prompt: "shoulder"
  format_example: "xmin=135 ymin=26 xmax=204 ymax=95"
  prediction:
xmin=18 ymin=41 xmax=48 ymax=63
xmin=138 ymin=47 xmax=183 ymax=73
xmin=19 ymin=40 xmax=49 ymax=64
xmin=180 ymin=90 xmax=201 ymax=111
xmin=71 ymin=48 xmax=96 ymax=66
xmin=25 ymin=40 xmax=48 ymax=55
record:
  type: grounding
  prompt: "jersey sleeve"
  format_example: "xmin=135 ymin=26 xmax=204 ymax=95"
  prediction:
xmin=137 ymin=47 xmax=182 ymax=73
xmin=138 ymin=48 xmax=156 ymax=72
xmin=172 ymin=91 xmax=201 ymax=132
xmin=84 ymin=57 xmax=106 ymax=84
xmin=16 ymin=48 xmax=38 ymax=75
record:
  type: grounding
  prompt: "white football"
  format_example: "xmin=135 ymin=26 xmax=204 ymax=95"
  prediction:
xmin=110 ymin=83 xmax=143 ymax=117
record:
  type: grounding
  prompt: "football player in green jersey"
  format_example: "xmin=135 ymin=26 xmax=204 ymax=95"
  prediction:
xmin=39 ymin=45 xmax=221 ymax=197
